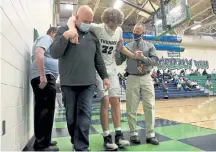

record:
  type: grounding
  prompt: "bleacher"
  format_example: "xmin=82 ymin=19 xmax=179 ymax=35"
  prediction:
xmin=187 ymin=75 xmax=216 ymax=94
xmin=154 ymin=83 xmax=209 ymax=99
xmin=93 ymin=75 xmax=216 ymax=102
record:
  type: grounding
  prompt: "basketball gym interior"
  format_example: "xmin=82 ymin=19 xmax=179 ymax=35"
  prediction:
xmin=1 ymin=0 xmax=216 ymax=151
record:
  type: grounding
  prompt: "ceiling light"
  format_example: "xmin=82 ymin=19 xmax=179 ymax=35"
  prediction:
xmin=155 ymin=19 xmax=162 ymax=26
xmin=114 ymin=0 xmax=123 ymax=9
xmin=191 ymin=24 xmax=201 ymax=30
xmin=65 ymin=4 xmax=73 ymax=10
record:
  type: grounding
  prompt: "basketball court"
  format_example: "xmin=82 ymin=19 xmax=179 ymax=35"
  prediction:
xmin=52 ymin=97 xmax=216 ymax=151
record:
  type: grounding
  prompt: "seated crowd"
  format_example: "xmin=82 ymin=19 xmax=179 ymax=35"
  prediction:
xmin=117 ymin=68 xmax=215 ymax=94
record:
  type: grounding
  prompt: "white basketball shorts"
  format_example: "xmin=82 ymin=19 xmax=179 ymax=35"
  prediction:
xmin=95 ymin=70 xmax=121 ymax=99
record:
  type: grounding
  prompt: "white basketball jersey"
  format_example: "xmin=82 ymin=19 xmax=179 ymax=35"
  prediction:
xmin=91 ymin=23 xmax=122 ymax=72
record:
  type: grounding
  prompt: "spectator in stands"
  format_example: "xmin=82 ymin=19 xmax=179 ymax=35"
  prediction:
xmin=185 ymin=69 xmax=191 ymax=75
xmin=118 ymin=73 xmax=123 ymax=86
xmin=187 ymin=80 xmax=199 ymax=89
xmin=167 ymin=70 xmax=172 ymax=75
xmin=203 ymin=69 xmax=208 ymax=75
xmin=163 ymin=70 xmax=172 ymax=83
xmin=194 ymin=69 xmax=200 ymax=75
xmin=183 ymin=78 xmax=193 ymax=91
xmin=177 ymin=77 xmax=185 ymax=91
xmin=207 ymin=74 xmax=212 ymax=80
xmin=162 ymin=81 xmax=168 ymax=93
xmin=118 ymin=73 xmax=127 ymax=90
xmin=30 ymin=27 xmax=59 ymax=151
xmin=122 ymin=77 xmax=126 ymax=90
xmin=153 ymin=77 xmax=160 ymax=88
xmin=193 ymin=81 xmax=200 ymax=89
xmin=156 ymin=69 xmax=161 ymax=77
xmin=171 ymin=70 xmax=176 ymax=76
xmin=182 ymin=84 xmax=193 ymax=91
xmin=116 ymin=23 xmax=159 ymax=145
xmin=180 ymin=69 xmax=185 ymax=77
xmin=212 ymin=69 xmax=216 ymax=75
xmin=190 ymin=69 xmax=194 ymax=75
xmin=173 ymin=75 xmax=179 ymax=86
xmin=152 ymin=70 xmax=157 ymax=78
xmin=206 ymin=77 xmax=213 ymax=89
xmin=177 ymin=82 xmax=182 ymax=91
xmin=180 ymin=78 xmax=193 ymax=91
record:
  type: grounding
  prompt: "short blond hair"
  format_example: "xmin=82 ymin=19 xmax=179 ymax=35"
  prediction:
xmin=101 ymin=8 xmax=124 ymax=25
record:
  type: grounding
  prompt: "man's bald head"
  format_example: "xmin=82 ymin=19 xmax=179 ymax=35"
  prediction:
xmin=76 ymin=5 xmax=94 ymax=28
xmin=77 ymin=5 xmax=93 ymax=15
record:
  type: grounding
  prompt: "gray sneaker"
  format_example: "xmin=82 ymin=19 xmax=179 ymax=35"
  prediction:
xmin=130 ymin=135 xmax=141 ymax=144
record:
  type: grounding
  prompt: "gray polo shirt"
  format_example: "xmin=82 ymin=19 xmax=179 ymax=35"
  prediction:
xmin=115 ymin=39 xmax=159 ymax=75
xmin=30 ymin=35 xmax=59 ymax=80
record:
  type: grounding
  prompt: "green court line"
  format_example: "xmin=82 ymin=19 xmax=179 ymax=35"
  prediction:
xmin=121 ymin=140 xmax=202 ymax=151
xmin=55 ymin=115 xmax=66 ymax=119
xmin=155 ymin=124 xmax=216 ymax=140
xmin=53 ymin=122 xmax=67 ymax=129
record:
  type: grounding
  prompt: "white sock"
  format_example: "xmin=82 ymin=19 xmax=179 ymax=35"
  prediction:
xmin=103 ymin=130 xmax=110 ymax=137
xmin=115 ymin=127 xmax=121 ymax=131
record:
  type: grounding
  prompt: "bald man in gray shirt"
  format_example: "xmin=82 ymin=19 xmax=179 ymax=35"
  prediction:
xmin=50 ymin=5 xmax=109 ymax=151
xmin=116 ymin=23 xmax=159 ymax=145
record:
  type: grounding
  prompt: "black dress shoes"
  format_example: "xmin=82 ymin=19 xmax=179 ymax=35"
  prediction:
xmin=146 ymin=137 xmax=159 ymax=145
xmin=50 ymin=141 xmax=57 ymax=146
xmin=34 ymin=146 xmax=59 ymax=151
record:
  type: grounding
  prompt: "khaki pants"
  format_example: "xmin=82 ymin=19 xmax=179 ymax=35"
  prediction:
xmin=126 ymin=74 xmax=155 ymax=138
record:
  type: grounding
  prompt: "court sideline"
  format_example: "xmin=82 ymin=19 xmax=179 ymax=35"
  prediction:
xmin=51 ymin=97 xmax=216 ymax=151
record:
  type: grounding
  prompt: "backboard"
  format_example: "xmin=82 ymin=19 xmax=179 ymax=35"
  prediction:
xmin=211 ymin=0 xmax=216 ymax=15
xmin=154 ymin=0 xmax=190 ymax=38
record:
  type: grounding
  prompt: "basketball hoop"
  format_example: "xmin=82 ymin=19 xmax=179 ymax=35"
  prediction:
xmin=154 ymin=0 xmax=190 ymax=37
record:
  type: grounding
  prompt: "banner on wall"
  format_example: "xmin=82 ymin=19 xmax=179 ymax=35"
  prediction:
xmin=157 ymin=58 xmax=209 ymax=70
xmin=167 ymin=52 xmax=181 ymax=57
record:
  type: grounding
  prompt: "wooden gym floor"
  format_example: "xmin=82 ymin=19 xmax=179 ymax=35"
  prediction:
xmin=121 ymin=97 xmax=216 ymax=130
